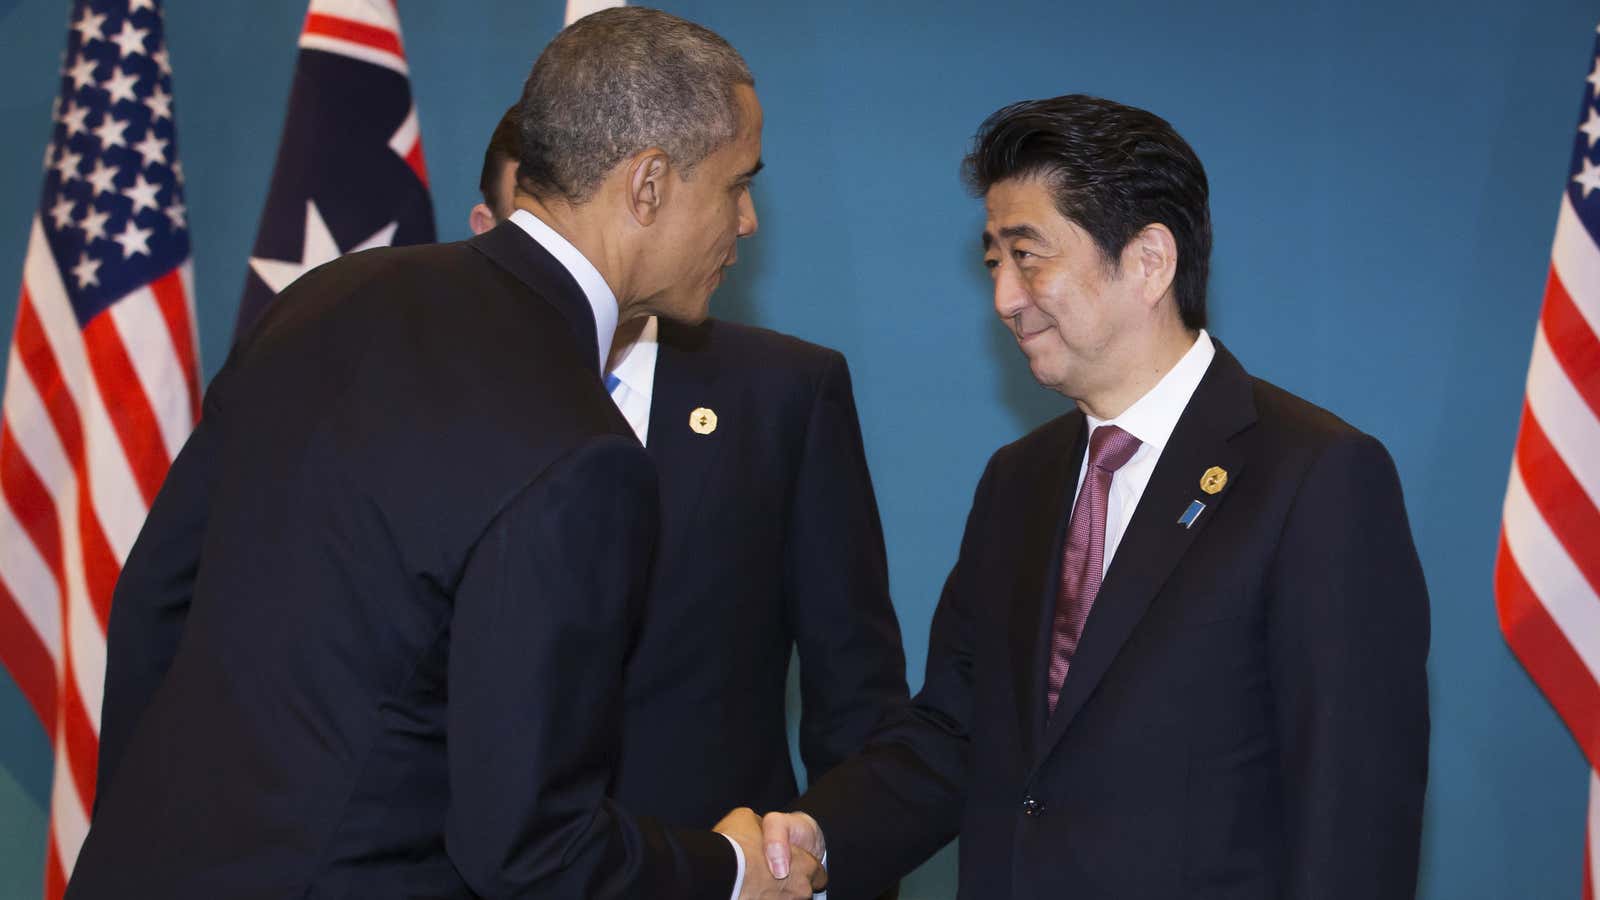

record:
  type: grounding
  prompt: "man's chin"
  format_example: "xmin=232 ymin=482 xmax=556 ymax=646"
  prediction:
xmin=1026 ymin=358 xmax=1070 ymax=394
xmin=651 ymin=294 xmax=712 ymax=326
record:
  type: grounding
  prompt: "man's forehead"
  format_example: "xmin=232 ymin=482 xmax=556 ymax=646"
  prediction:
xmin=735 ymin=84 xmax=763 ymax=136
xmin=730 ymin=87 xmax=764 ymax=168
xmin=983 ymin=181 xmax=1070 ymax=244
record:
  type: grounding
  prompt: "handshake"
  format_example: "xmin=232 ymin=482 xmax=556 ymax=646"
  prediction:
xmin=713 ymin=807 xmax=830 ymax=899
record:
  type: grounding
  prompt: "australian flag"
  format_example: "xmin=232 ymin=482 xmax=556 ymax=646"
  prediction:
xmin=235 ymin=0 xmax=435 ymax=342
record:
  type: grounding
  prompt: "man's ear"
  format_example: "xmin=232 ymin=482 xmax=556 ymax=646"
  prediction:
xmin=1127 ymin=222 xmax=1178 ymax=307
xmin=468 ymin=203 xmax=497 ymax=236
xmin=626 ymin=148 xmax=671 ymax=227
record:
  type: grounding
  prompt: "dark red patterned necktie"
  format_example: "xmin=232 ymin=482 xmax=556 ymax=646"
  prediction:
xmin=1045 ymin=424 xmax=1142 ymax=715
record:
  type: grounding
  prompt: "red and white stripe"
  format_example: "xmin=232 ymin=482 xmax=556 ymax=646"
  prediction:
xmin=387 ymin=104 xmax=427 ymax=188
xmin=1496 ymin=187 xmax=1600 ymax=898
xmin=0 ymin=221 xmax=199 ymax=897
xmin=299 ymin=0 xmax=408 ymax=75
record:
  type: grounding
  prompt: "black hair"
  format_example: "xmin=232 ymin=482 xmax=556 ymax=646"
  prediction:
xmin=478 ymin=104 xmax=520 ymax=212
xmin=962 ymin=94 xmax=1211 ymax=330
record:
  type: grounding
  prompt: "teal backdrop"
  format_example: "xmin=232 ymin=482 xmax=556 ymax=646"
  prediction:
xmin=0 ymin=0 xmax=1591 ymax=896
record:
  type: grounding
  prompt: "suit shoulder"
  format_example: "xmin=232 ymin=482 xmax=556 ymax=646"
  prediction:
xmin=673 ymin=318 xmax=844 ymax=374
xmin=299 ymin=238 xmax=479 ymax=292
xmin=1243 ymin=375 xmax=1407 ymax=516
xmin=1248 ymin=376 xmax=1382 ymax=452
xmin=252 ymin=240 xmax=487 ymax=335
xmin=658 ymin=319 xmax=853 ymax=421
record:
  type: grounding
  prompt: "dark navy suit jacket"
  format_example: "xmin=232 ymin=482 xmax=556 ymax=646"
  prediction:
xmin=795 ymin=342 xmax=1431 ymax=900
xmin=70 ymin=223 xmax=735 ymax=899
xmin=609 ymin=319 xmax=908 ymax=833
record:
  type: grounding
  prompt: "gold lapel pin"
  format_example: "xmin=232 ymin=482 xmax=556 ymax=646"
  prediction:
xmin=1200 ymin=466 xmax=1228 ymax=495
xmin=689 ymin=407 xmax=718 ymax=435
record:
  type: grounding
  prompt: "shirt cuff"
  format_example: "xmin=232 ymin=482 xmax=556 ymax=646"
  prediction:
xmin=722 ymin=833 xmax=746 ymax=900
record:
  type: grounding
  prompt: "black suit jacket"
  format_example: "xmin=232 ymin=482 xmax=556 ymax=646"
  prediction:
xmin=797 ymin=342 xmax=1430 ymax=900
xmin=609 ymin=319 xmax=908 ymax=830
xmin=70 ymin=223 xmax=734 ymax=899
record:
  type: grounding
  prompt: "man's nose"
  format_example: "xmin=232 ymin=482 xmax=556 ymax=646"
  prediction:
xmin=993 ymin=263 xmax=1028 ymax=321
xmin=737 ymin=189 xmax=758 ymax=237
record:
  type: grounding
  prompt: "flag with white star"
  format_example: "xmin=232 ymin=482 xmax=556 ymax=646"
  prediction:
xmin=0 ymin=1 xmax=202 ymax=897
xmin=234 ymin=0 xmax=435 ymax=342
xmin=1498 ymin=22 xmax=1600 ymax=900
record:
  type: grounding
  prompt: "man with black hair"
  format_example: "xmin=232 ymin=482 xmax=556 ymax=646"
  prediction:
xmin=469 ymin=107 xmax=521 ymax=237
xmin=470 ymin=101 xmax=909 ymax=872
xmin=761 ymin=94 xmax=1430 ymax=900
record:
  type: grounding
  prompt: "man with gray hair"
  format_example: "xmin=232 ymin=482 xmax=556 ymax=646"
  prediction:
xmin=471 ymin=61 xmax=908 ymax=900
xmin=71 ymin=8 xmax=822 ymax=899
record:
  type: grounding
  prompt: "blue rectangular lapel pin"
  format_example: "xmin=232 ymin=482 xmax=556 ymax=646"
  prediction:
xmin=1177 ymin=499 xmax=1206 ymax=529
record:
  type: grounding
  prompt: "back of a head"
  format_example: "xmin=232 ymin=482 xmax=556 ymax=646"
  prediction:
xmin=515 ymin=6 xmax=754 ymax=204
xmin=962 ymin=94 xmax=1213 ymax=330
xmin=479 ymin=105 xmax=521 ymax=211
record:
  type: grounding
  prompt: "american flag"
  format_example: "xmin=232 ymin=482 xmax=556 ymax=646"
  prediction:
xmin=1496 ymin=25 xmax=1600 ymax=899
xmin=234 ymin=0 xmax=434 ymax=342
xmin=0 ymin=1 xmax=200 ymax=896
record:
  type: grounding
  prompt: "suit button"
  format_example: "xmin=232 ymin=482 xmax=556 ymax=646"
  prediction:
xmin=1021 ymin=795 xmax=1043 ymax=817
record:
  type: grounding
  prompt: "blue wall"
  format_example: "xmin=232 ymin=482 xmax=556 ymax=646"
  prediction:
xmin=0 ymin=0 xmax=1591 ymax=896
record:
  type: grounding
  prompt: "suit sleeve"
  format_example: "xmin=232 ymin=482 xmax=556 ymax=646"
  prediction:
xmin=786 ymin=353 xmax=909 ymax=782
xmin=791 ymin=458 xmax=998 ymax=899
xmin=1266 ymin=433 xmax=1429 ymax=900
xmin=95 ymin=369 xmax=228 ymax=813
xmin=445 ymin=435 xmax=736 ymax=900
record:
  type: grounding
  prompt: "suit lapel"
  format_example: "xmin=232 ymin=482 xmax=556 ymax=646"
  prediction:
xmin=1032 ymin=343 xmax=1258 ymax=772
xmin=1008 ymin=416 xmax=1085 ymax=760
xmin=646 ymin=319 xmax=731 ymax=575
xmin=468 ymin=221 xmax=600 ymax=376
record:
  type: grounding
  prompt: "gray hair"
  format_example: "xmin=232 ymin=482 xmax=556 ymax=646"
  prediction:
xmin=516 ymin=7 xmax=754 ymax=204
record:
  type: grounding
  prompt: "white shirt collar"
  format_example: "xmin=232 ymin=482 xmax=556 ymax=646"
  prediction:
xmin=1085 ymin=329 xmax=1216 ymax=454
xmin=508 ymin=209 xmax=618 ymax=373
xmin=609 ymin=316 xmax=659 ymax=395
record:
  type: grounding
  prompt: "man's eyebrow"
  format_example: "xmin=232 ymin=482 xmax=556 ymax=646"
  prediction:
xmin=998 ymin=224 xmax=1043 ymax=243
xmin=982 ymin=223 xmax=1044 ymax=251
xmin=739 ymin=159 xmax=765 ymax=180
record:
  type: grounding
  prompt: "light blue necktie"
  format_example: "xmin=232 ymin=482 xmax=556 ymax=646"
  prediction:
xmin=604 ymin=373 xmax=621 ymax=395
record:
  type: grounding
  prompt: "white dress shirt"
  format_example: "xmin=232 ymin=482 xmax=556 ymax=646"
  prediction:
xmin=508 ymin=209 xmax=618 ymax=374
xmin=607 ymin=316 xmax=660 ymax=444
xmin=1075 ymin=329 xmax=1216 ymax=575
xmin=505 ymin=213 xmax=746 ymax=895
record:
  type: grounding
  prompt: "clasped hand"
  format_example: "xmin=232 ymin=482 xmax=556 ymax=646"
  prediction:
xmin=713 ymin=807 xmax=827 ymax=899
